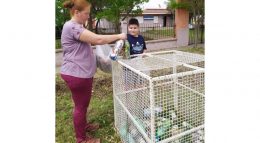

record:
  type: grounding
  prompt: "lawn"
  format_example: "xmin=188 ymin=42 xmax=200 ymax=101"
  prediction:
xmin=143 ymin=28 xmax=174 ymax=37
xmin=56 ymin=48 xmax=204 ymax=143
xmin=56 ymin=69 xmax=121 ymax=143
xmin=179 ymin=46 xmax=204 ymax=55
xmin=56 ymin=39 xmax=61 ymax=49
xmin=141 ymin=28 xmax=174 ymax=40
xmin=189 ymin=29 xmax=204 ymax=44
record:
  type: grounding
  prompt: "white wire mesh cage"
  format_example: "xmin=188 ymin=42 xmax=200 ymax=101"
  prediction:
xmin=112 ymin=50 xmax=204 ymax=143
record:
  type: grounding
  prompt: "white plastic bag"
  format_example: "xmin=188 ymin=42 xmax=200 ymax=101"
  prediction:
xmin=96 ymin=44 xmax=113 ymax=73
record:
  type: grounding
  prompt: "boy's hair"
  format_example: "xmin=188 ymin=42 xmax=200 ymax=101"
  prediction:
xmin=128 ymin=18 xmax=139 ymax=26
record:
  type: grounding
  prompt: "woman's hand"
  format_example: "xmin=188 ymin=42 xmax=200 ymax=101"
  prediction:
xmin=118 ymin=33 xmax=127 ymax=40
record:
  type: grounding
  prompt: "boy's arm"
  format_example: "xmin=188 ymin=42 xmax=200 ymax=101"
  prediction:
xmin=142 ymin=37 xmax=148 ymax=58
xmin=143 ymin=36 xmax=147 ymax=53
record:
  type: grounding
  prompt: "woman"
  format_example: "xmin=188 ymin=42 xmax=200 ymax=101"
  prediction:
xmin=60 ymin=0 xmax=126 ymax=143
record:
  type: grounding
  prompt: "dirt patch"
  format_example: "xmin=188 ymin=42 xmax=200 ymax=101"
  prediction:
xmin=56 ymin=69 xmax=113 ymax=97
xmin=93 ymin=75 xmax=113 ymax=97
xmin=56 ymin=75 xmax=70 ymax=96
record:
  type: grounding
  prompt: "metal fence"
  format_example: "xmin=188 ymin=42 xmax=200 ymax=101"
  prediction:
xmin=56 ymin=22 xmax=204 ymax=45
xmin=95 ymin=23 xmax=175 ymax=41
xmin=189 ymin=25 xmax=204 ymax=45
xmin=139 ymin=24 xmax=175 ymax=41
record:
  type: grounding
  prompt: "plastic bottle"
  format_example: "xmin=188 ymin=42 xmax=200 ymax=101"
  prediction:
xmin=143 ymin=106 xmax=163 ymax=117
xmin=109 ymin=40 xmax=124 ymax=61
xmin=182 ymin=121 xmax=193 ymax=129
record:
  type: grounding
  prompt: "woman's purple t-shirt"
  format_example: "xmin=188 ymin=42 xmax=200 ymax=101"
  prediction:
xmin=60 ymin=20 xmax=96 ymax=78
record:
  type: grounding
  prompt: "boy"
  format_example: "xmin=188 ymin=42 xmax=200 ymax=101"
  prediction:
xmin=127 ymin=18 xmax=147 ymax=57
xmin=124 ymin=18 xmax=149 ymax=89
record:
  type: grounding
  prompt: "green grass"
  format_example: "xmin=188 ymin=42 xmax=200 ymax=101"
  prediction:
xmin=179 ymin=47 xmax=204 ymax=55
xmin=56 ymin=39 xmax=61 ymax=49
xmin=56 ymin=69 xmax=121 ymax=143
xmin=142 ymin=28 xmax=174 ymax=40
xmin=144 ymin=28 xmax=174 ymax=37
xmin=189 ymin=29 xmax=204 ymax=44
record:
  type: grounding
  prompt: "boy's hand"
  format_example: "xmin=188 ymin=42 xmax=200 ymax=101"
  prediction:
xmin=142 ymin=50 xmax=148 ymax=58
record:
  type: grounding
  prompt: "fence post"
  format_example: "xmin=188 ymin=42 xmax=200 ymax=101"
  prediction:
xmin=175 ymin=7 xmax=189 ymax=46
xmin=121 ymin=21 xmax=128 ymax=34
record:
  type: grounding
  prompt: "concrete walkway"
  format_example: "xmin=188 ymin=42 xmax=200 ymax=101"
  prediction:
xmin=55 ymin=43 xmax=204 ymax=73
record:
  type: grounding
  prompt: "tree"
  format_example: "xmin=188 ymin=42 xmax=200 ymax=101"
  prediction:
xmin=167 ymin=0 xmax=204 ymax=48
xmin=95 ymin=0 xmax=149 ymax=33
xmin=55 ymin=0 xmax=149 ymax=35
xmin=56 ymin=0 xmax=70 ymax=39
xmin=86 ymin=0 xmax=107 ymax=32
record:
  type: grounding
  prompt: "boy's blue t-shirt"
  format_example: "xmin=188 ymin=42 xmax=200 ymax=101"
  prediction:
xmin=127 ymin=34 xmax=147 ymax=55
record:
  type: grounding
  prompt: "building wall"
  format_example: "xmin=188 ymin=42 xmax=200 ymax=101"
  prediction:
xmin=135 ymin=16 xmax=144 ymax=23
xmin=158 ymin=16 xmax=164 ymax=26
xmin=99 ymin=15 xmax=173 ymax=28
xmin=143 ymin=19 xmax=154 ymax=25
xmin=99 ymin=19 xmax=114 ymax=28
xmin=142 ymin=15 xmax=165 ymax=26
xmin=166 ymin=16 xmax=174 ymax=26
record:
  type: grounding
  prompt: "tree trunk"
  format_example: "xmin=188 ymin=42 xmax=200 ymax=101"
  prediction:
xmin=115 ymin=22 xmax=121 ymax=34
xmin=88 ymin=14 xmax=93 ymax=31
xmin=114 ymin=16 xmax=121 ymax=34
xmin=200 ymin=15 xmax=204 ymax=43
xmin=95 ymin=19 xmax=100 ymax=34
xmin=195 ymin=10 xmax=201 ymax=48
xmin=193 ymin=7 xmax=198 ymax=48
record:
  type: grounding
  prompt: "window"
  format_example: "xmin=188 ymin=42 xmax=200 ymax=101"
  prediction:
xmin=143 ymin=15 xmax=154 ymax=20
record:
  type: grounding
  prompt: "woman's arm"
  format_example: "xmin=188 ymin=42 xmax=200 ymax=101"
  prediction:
xmin=79 ymin=29 xmax=126 ymax=45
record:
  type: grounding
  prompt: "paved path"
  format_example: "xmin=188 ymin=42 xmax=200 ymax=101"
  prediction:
xmin=56 ymin=44 xmax=204 ymax=73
